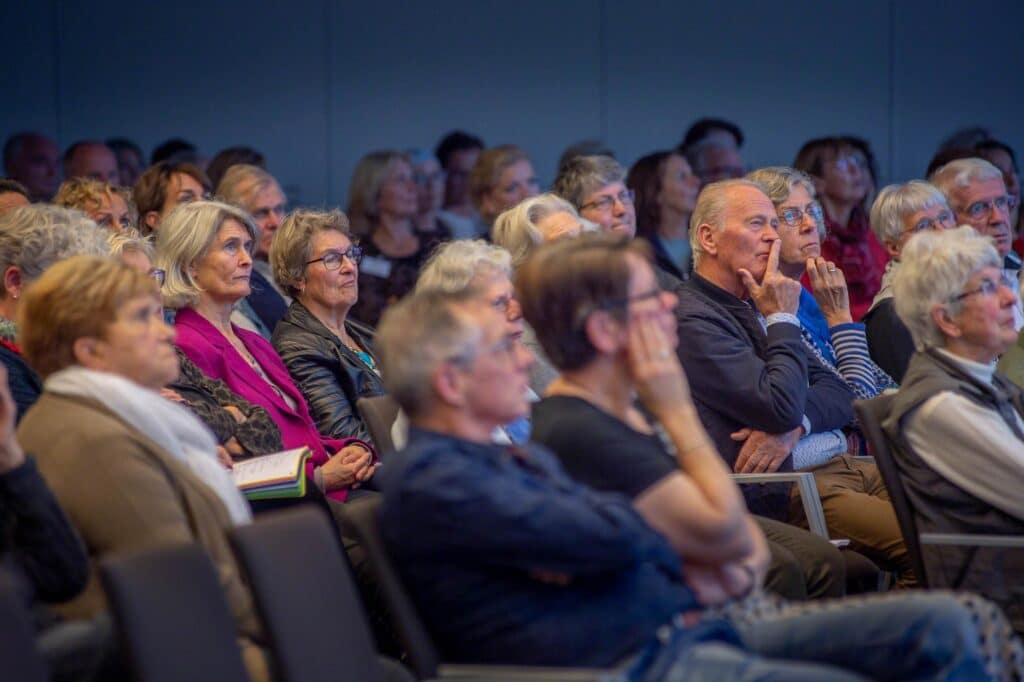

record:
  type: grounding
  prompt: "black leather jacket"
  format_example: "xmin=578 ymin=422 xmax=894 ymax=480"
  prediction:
xmin=272 ymin=300 xmax=385 ymax=443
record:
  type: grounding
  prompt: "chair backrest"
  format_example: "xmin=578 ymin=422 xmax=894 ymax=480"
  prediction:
xmin=854 ymin=395 xmax=930 ymax=587
xmin=0 ymin=572 xmax=49 ymax=682
xmin=100 ymin=542 xmax=250 ymax=682
xmin=357 ymin=395 xmax=400 ymax=454
xmin=342 ymin=496 xmax=440 ymax=680
xmin=228 ymin=506 xmax=386 ymax=682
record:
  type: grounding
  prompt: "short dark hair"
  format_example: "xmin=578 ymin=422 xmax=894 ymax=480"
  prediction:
xmin=0 ymin=178 xmax=30 ymax=201
xmin=435 ymin=130 xmax=484 ymax=169
xmin=132 ymin=161 xmax=211 ymax=223
xmin=680 ymin=117 xmax=744 ymax=151
xmin=975 ymin=139 xmax=1019 ymax=173
xmin=207 ymin=146 xmax=266 ymax=189
xmin=151 ymin=138 xmax=198 ymax=165
xmin=925 ymin=147 xmax=976 ymax=179
xmin=627 ymin=150 xmax=675 ymax=239
xmin=3 ymin=132 xmax=42 ymax=169
xmin=106 ymin=137 xmax=143 ymax=159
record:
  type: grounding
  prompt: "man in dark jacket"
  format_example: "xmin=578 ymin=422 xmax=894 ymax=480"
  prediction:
xmin=676 ymin=178 xmax=913 ymax=586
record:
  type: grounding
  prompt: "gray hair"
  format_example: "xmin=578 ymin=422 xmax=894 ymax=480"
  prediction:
xmin=107 ymin=229 xmax=155 ymax=261
xmin=869 ymin=181 xmax=950 ymax=245
xmin=215 ymin=164 xmax=280 ymax=210
xmin=415 ymin=239 xmax=512 ymax=294
xmin=892 ymin=226 xmax=1001 ymax=350
xmin=154 ymin=200 xmax=258 ymax=309
xmin=270 ymin=209 xmax=351 ymax=298
xmin=930 ymin=158 xmax=1004 ymax=211
xmin=689 ymin=178 xmax=768 ymax=268
xmin=0 ymin=205 xmax=109 ymax=297
xmin=491 ymin=193 xmax=580 ymax=267
xmin=376 ymin=289 xmax=484 ymax=418
xmin=745 ymin=166 xmax=824 ymax=239
xmin=553 ymin=155 xmax=625 ymax=209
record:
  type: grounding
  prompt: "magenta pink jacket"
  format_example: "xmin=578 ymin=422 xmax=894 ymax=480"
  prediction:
xmin=174 ymin=307 xmax=371 ymax=502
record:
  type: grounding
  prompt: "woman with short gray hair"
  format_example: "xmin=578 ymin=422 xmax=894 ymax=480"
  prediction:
xmin=270 ymin=209 xmax=385 ymax=443
xmin=491 ymin=193 xmax=583 ymax=268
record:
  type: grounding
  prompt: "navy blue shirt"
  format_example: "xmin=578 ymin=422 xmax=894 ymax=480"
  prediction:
xmin=377 ymin=427 xmax=725 ymax=668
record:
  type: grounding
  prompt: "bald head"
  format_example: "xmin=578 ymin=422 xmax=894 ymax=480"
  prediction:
xmin=63 ymin=141 xmax=119 ymax=185
xmin=3 ymin=133 xmax=60 ymax=201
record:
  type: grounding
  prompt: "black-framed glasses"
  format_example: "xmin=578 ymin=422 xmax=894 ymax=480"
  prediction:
xmin=580 ymin=189 xmax=635 ymax=213
xmin=907 ymin=209 xmax=955 ymax=235
xmin=148 ymin=268 xmax=166 ymax=287
xmin=306 ymin=246 xmax=363 ymax=269
xmin=966 ymin=195 xmax=1017 ymax=221
xmin=778 ymin=202 xmax=824 ymax=228
xmin=950 ymin=274 xmax=1013 ymax=302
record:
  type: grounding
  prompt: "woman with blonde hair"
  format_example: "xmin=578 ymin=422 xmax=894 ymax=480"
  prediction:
xmin=53 ymin=177 xmax=134 ymax=232
xmin=469 ymin=144 xmax=540 ymax=232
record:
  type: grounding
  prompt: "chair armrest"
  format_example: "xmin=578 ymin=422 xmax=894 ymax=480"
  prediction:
xmin=732 ymin=472 xmax=829 ymax=539
xmin=919 ymin=533 xmax=1024 ymax=548
xmin=439 ymin=663 xmax=625 ymax=681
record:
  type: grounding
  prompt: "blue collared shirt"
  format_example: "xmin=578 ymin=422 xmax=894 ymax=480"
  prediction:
xmin=376 ymin=427 xmax=722 ymax=668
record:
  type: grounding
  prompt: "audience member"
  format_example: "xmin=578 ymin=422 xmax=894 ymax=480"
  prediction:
xmin=434 ymin=130 xmax=484 ymax=238
xmin=206 ymin=145 xmax=266 ymax=190
xmin=0 ymin=179 xmax=30 ymax=214
xmin=53 ymin=177 xmax=133 ymax=232
xmin=16 ymin=255 xmax=270 ymax=681
xmin=679 ymin=117 xmax=746 ymax=186
xmin=975 ymin=139 xmax=1023 ymax=245
xmin=407 ymin=148 xmax=452 ymax=241
xmin=841 ymin=135 xmax=881 ymax=206
xmin=794 ymin=136 xmax=888 ymax=320
xmin=62 ymin=141 xmax=118 ymax=185
xmin=0 ymin=206 xmax=108 ymax=420
xmin=556 ymin=139 xmax=614 ymax=175
xmin=888 ymin=226 xmax=1024 ymax=630
xmin=863 ymin=181 xmax=957 ymax=382
xmin=271 ymin=209 xmax=384 ymax=443
xmin=469 ymin=145 xmax=540 ymax=233
xmin=374 ymin=286 xmax=991 ymax=679
xmin=156 ymin=200 xmax=375 ymax=502
xmin=3 ymin=132 xmax=60 ymax=202
xmin=347 ymin=150 xmax=440 ymax=327
xmin=939 ymin=126 xmax=992 ymax=152
xmin=627 ymin=150 xmax=701 ymax=280
xmin=747 ymin=166 xmax=896 ymax=400
xmin=216 ymin=164 xmax=290 ymax=333
xmin=106 ymin=137 xmax=145 ymax=188
xmin=525 ymin=234 xmax=844 ymax=602
xmin=133 ymin=160 xmax=211 ymax=234
xmin=150 ymin=137 xmax=200 ymax=166
xmin=676 ymin=180 xmax=914 ymax=586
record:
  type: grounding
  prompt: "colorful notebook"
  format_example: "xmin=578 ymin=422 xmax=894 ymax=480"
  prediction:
xmin=231 ymin=446 xmax=311 ymax=500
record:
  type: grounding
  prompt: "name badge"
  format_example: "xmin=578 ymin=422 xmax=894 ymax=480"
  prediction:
xmin=360 ymin=255 xmax=392 ymax=278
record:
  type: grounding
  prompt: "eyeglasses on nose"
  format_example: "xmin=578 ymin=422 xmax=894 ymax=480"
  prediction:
xmin=306 ymin=246 xmax=363 ymax=269
xmin=778 ymin=202 xmax=824 ymax=228
xmin=966 ymin=195 xmax=1017 ymax=221
xmin=580 ymin=189 xmax=635 ymax=213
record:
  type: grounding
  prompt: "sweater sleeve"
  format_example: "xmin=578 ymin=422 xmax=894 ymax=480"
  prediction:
xmin=829 ymin=323 xmax=897 ymax=399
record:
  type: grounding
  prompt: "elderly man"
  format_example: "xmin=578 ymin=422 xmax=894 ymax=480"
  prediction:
xmin=676 ymin=179 xmax=914 ymax=586
xmin=863 ymin=181 xmax=957 ymax=382
xmin=374 ymin=287 xmax=989 ymax=679
xmin=3 ymin=132 xmax=60 ymax=202
xmin=133 ymin=160 xmax=211 ymax=234
xmin=0 ymin=180 xmax=30 ymax=215
xmin=62 ymin=141 xmax=119 ymax=185
xmin=554 ymin=155 xmax=684 ymax=290
xmin=216 ymin=164 xmax=289 ymax=332
xmin=932 ymin=157 xmax=1023 ymax=329
xmin=887 ymin=226 xmax=1024 ymax=630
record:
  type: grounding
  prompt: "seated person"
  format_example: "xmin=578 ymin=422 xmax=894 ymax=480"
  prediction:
xmin=0 ymin=178 xmax=30 ymax=215
xmin=271 ymin=209 xmax=385 ymax=443
xmin=469 ymin=144 xmax=540 ymax=236
xmin=434 ymin=130 xmax=484 ymax=240
xmin=407 ymin=148 xmax=453 ymax=242
xmin=627 ymin=150 xmax=701 ymax=280
xmin=864 ymin=181 xmax=957 ymax=382
xmin=0 ymin=206 xmax=109 ymax=420
xmin=373 ymin=286 xmax=991 ymax=679
xmin=53 ymin=177 xmax=133 ymax=232
xmin=154 ymin=200 xmax=375 ymax=502
xmin=747 ymin=167 xmax=896 ymax=402
xmin=887 ymin=226 xmax=1024 ymax=630
xmin=16 ymin=256 xmax=269 ymax=680
xmin=525 ymin=234 xmax=844 ymax=601
xmin=62 ymin=141 xmax=118 ymax=186
xmin=132 ymin=160 xmax=210 ymax=235
xmin=677 ymin=179 xmax=913 ymax=586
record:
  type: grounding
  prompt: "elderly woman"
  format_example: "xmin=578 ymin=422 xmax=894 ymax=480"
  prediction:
xmin=347 ymin=150 xmax=440 ymax=327
xmin=270 ymin=209 xmax=385 ymax=443
xmin=862 ymin=181 xmax=957 ymax=382
xmin=627 ymin=150 xmax=702 ymax=280
xmin=155 ymin=200 xmax=375 ymax=502
xmin=53 ymin=177 xmax=134 ymax=232
xmin=747 ymin=167 xmax=895 ymax=401
xmin=0 ymin=205 xmax=109 ymax=419
xmin=469 ymin=145 xmax=540 ymax=233
xmin=887 ymin=226 xmax=1024 ymax=630
xmin=16 ymin=255 xmax=269 ymax=679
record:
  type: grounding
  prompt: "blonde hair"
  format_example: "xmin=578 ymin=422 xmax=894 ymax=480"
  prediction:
xmin=469 ymin=145 xmax=529 ymax=207
xmin=107 ymin=229 xmax=155 ymax=262
xmin=347 ymin=151 xmax=410 ymax=237
xmin=53 ymin=177 xmax=119 ymax=214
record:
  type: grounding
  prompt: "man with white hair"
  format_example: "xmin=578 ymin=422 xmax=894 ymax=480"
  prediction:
xmin=931 ymin=157 xmax=1023 ymax=329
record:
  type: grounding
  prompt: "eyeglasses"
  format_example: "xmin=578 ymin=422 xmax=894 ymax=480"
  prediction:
xmin=965 ymin=195 xmax=1017 ymax=221
xmin=907 ymin=210 xmax=955 ymax=235
xmin=148 ymin=268 xmax=166 ymax=287
xmin=579 ymin=189 xmax=635 ymax=213
xmin=306 ymin=246 xmax=363 ymax=269
xmin=950 ymin=274 xmax=1014 ymax=302
xmin=778 ymin=202 xmax=824 ymax=228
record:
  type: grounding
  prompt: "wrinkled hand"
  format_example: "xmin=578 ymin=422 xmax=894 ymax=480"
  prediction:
xmin=684 ymin=564 xmax=742 ymax=607
xmin=806 ymin=257 xmax=852 ymax=326
xmin=738 ymin=239 xmax=800 ymax=316
xmin=628 ymin=311 xmax=693 ymax=419
xmin=321 ymin=444 xmax=376 ymax=491
xmin=731 ymin=427 xmax=801 ymax=473
xmin=215 ymin=446 xmax=234 ymax=470
xmin=0 ymin=366 xmax=24 ymax=474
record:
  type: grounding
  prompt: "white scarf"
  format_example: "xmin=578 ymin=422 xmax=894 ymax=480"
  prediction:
xmin=45 ymin=366 xmax=252 ymax=525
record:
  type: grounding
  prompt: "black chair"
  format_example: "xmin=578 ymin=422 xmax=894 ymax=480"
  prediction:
xmin=358 ymin=395 xmax=400 ymax=454
xmin=855 ymin=395 xmax=1024 ymax=588
xmin=100 ymin=542 xmax=250 ymax=682
xmin=228 ymin=506 xmax=411 ymax=682
xmin=341 ymin=496 xmax=623 ymax=681
xmin=0 ymin=573 xmax=49 ymax=682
